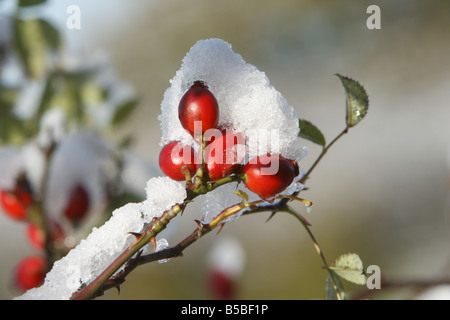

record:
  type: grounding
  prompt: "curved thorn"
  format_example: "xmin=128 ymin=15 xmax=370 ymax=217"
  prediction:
xmin=194 ymin=219 xmax=203 ymax=228
xmin=128 ymin=232 xmax=142 ymax=239
xmin=128 ymin=232 xmax=144 ymax=247
xmin=265 ymin=211 xmax=277 ymax=223
xmin=150 ymin=237 xmax=157 ymax=252
xmin=217 ymin=223 xmax=225 ymax=234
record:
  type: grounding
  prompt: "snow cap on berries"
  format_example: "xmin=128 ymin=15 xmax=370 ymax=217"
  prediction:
xmin=159 ymin=38 xmax=306 ymax=161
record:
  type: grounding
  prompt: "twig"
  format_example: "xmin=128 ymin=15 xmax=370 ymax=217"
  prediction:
xmin=283 ymin=205 xmax=345 ymax=300
xmin=36 ymin=140 xmax=59 ymax=269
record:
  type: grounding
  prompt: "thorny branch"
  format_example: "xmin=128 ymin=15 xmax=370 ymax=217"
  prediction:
xmin=71 ymin=125 xmax=348 ymax=300
xmin=76 ymin=196 xmax=312 ymax=300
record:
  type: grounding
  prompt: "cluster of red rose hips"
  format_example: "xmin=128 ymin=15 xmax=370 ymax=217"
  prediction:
xmin=0 ymin=173 xmax=90 ymax=292
xmin=159 ymin=80 xmax=299 ymax=200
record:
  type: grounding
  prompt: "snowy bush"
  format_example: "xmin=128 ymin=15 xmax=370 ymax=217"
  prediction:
xmin=0 ymin=1 xmax=393 ymax=301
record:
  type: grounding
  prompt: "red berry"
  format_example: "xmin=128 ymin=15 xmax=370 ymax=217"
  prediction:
xmin=208 ymin=269 xmax=235 ymax=300
xmin=289 ymin=159 xmax=300 ymax=177
xmin=13 ymin=255 xmax=47 ymax=291
xmin=243 ymin=154 xmax=298 ymax=200
xmin=178 ymin=81 xmax=219 ymax=137
xmin=159 ymin=141 xmax=196 ymax=181
xmin=27 ymin=222 xmax=65 ymax=251
xmin=0 ymin=186 xmax=33 ymax=221
xmin=26 ymin=224 xmax=44 ymax=250
xmin=199 ymin=129 xmax=246 ymax=181
xmin=64 ymin=184 xmax=90 ymax=224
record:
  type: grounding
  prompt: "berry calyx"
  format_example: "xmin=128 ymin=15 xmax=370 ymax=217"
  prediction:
xmin=243 ymin=154 xmax=298 ymax=200
xmin=159 ymin=141 xmax=196 ymax=181
xmin=178 ymin=81 xmax=219 ymax=137
xmin=64 ymin=184 xmax=90 ymax=224
xmin=199 ymin=129 xmax=246 ymax=181
xmin=13 ymin=255 xmax=47 ymax=291
xmin=0 ymin=184 xmax=33 ymax=221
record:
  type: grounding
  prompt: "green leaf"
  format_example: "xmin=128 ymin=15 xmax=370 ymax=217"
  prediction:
xmin=329 ymin=253 xmax=366 ymax=285
xmin=0 ymin=113 xmax=31 ymax=146
xmin=298 ymin=119 xmax=326 ymax=146
xmin=117 ymin=134 xmax=134 ymax=149
xmin=13 ymin=18 xmax=60 ymax=79
xmin=18 ymin=0 xmax=46 ymax=7
xmin=36 ymin=72 xmax=57 ymax=118
xmin=14 ymin=19 xmax=46 ymax=78
xmin=0 ymin=87 xmax=19 ymax=108
xmin=37 ymin=19 xmax=61 ymax=50
xmin=0 ymin=88 xmax=30 ymax=145
xmin=111 ymin=99 xmax=138 ymax=126
xmin=336 ymin=74 xmax=369 ymax=128
xmin=80 ymin=83 xmax=105 ymax=105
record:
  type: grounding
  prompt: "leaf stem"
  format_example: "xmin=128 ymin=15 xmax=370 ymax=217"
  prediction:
xmin=36 ymin=141 xmax=58 ymax=269
xmin=300 ymin=126 xmax=348 ymax=184
xmin=282 ymin=206 xmax=345 ymax=300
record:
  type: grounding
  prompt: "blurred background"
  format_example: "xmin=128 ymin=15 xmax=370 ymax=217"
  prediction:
xmin=0 ymin=0 xmax=449 ymax=299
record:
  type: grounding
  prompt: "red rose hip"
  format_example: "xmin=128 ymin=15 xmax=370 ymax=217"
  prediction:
xmin=13 ymin=255 xmax=47 ymax=291
xmin=0 ymin=186 xmax=33 ymax=221
xmin=208 ymin=268 xmax=235 ymax=300
xmin=27 ymin=222 xmax=65 ymax=250
xmin=159 ymin=141 xmax=196 ymax=181
xmin=64 ymin=184 xmax=90 ymax=224
xmin=199 ymin=129 xmax=246 ymax=181
xmin=178 ymin=81 xmax=219 ymax=137
xmin=243 ymin=154 xmax=298 ymax=200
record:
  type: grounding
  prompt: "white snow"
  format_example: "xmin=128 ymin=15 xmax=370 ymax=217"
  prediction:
xmin=13 ymin=80 xmax=44 ymax=120
xmin=0 ymin=142 xmax=45 ymax=194
xmin=207 ymin=236 xmax=246 ymax=280
xmin=200 ymin=182 xmax=260 ymax=224
xmin=142 ymin=177 xmax=186 ymax=220
xmin=20 ymin=143 xmax=46 ymax=195
xmin=155 ymin=238 xmax=170 ymax=264
xmin=0 ymin=147 xmax=23 ymax=190
xmin=37 ymin=108 xmax=66 ymax=150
